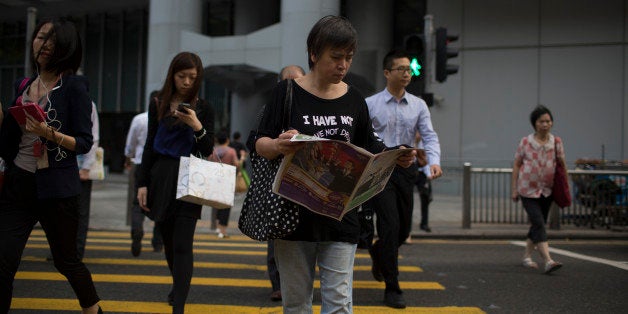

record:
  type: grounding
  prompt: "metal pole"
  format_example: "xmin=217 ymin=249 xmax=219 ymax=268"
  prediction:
xmin=24 ymin=7 xmax=37 ymax=77
xmin=423 ymin=14 xmax=433 ymax=93
xmin=462 ymin=162 xmax=471 ymax=229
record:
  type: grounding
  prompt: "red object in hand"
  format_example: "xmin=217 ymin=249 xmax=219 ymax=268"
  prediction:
xmin=9 ymin=101 xmax=46 ymax=125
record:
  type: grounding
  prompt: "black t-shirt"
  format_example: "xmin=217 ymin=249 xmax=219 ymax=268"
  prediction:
xmin=256 ymin=79 xmax=386 ymax=243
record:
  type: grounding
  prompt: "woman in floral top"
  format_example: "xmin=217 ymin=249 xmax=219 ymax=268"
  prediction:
xmin=511 ymin=105 xmax=564 ymax=274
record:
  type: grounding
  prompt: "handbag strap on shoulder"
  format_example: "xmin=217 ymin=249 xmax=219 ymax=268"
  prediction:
xmin=281 ymin=79 xmax=293 ymax=132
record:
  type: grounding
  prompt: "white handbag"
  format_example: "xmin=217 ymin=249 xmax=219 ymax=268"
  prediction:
xmin=176 ymin=155 xmax=236 ymax=209
xmin=87 ymin=147 xmax=105 ymax=180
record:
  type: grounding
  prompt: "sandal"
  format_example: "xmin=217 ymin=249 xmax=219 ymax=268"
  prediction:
xmin=522 ymin=257 xmax=539 ymax=269
xmin=544 ymin=261 xmax=563 ymax=274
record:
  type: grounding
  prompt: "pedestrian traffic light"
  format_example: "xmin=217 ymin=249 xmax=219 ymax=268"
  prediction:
xmin=435 ymin=27 xmax=459 ymax=82
xmin=404 ymin=33 xmax=426 ymax=97
xmin=404 ymin=33 xmax=425 ymax=79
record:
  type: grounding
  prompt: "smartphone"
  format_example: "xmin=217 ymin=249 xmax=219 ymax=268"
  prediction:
xmin=178 ymin=102 xmax=191 ymax=112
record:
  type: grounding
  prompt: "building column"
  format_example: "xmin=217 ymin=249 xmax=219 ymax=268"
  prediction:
xmin=145 ymin=0 xmax=203 ymax=108
xmin=346 ymin=0 xmax=393 ymax=93
xmin=280 ymin=0 xmax=340 ymax=71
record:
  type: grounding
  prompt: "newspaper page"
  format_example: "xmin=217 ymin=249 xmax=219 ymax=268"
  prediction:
xmin=272 ymin=134 xmax=413 ymax=221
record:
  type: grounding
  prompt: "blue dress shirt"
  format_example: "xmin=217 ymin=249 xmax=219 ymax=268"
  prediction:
xmin=366 ymin=88 xmax=441 ymax=167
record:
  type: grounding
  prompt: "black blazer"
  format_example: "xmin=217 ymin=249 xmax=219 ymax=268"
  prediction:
xmin=0 ymin=75 xmax=94 ymax=198
xmin=136 ymin=97 xmax=214 ymax=188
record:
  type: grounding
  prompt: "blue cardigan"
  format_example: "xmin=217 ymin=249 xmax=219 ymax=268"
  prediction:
xmin=0 ymin=75 xmax=94 ymax=199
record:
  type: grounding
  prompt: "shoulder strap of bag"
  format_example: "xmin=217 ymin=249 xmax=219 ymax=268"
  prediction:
xmin=554 ymin=137 xmax=564 ymax=167
xmin=281 ymin=79 xmax=293 ymax=131
xmin=17 ymin=77 xmax=30 ymax=95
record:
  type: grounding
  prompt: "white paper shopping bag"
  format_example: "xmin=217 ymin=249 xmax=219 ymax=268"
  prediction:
xmin=88 ymin=147 xmax=105 ymax=180
xmin=176 ymin=155 xmax=236 ymax=209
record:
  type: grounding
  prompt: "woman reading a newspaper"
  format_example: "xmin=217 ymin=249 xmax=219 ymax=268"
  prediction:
xmin=253 ymin=15 xmax=416 ymax=314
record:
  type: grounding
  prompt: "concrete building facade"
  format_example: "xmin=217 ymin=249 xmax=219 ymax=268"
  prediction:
xmin=0 ymin=0 xmax=626 ymax=171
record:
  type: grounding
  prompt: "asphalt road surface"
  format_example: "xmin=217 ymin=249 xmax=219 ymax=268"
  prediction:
xmin=8 ymin=230 xmax=628 ymax=313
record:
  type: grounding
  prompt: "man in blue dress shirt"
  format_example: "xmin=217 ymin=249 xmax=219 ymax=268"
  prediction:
xmin=365 ymin=49 xmax=442 ymax=309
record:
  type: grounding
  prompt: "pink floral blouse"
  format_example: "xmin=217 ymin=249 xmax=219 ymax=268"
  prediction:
xmin=514 ymin=134 xmax=565 ymax=198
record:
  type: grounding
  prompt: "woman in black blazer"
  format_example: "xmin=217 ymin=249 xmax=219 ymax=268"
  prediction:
xmin=136 ymin=52 xmax=214 ymax=314
xmin=0 ymin=18 xmax=102 ymax=313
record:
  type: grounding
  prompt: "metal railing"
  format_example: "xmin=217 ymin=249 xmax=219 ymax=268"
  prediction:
xmin=462 ymin=163 xmax=628 ymax=229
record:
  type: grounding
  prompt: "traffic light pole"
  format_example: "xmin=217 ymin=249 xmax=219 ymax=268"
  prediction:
xmin=423 ymin=15 xmax=433 ymax=92
xmin=423 ymin=14 xmax=434 ymax=105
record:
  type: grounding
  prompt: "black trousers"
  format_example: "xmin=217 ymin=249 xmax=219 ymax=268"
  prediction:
xmin=76 ymin=179 xmax=92 ymax=260
xmin=521 ymin=195 xmax=553 ymax=243
xmin=267 ymin=239 xmax=280 ymax=291
xmin=369 ymin=166 xmax=415 ymax=290
xmin=415 ymin=171 xmax=433 ymax=227
xmin=156 ymin=212 xmax=198 ymax=314
xmin=130 ymin=164 xmax=162 ymax=248
xmin=0 ymin=166 xmax=100 ymax=312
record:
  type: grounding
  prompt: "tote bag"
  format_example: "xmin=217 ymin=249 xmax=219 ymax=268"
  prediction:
xmin=176 ymin=155 xmax=236 ymax=209
xmin=552 ymin=138 xmax=571 ymax=208
xmin=238 ymin=80 xmax=300 ymax=241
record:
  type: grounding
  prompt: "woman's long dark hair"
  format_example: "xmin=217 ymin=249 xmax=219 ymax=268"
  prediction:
xmin=157 ymin=52 xmax=204 ymax=121
xmin=30 ymin=18 xmax=82 ymax=76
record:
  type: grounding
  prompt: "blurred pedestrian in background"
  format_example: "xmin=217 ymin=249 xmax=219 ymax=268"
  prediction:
xmin=511 ymin=104 xmax=564 ymax=274
xmin=125 ymin=90 xmax=163 ymax=257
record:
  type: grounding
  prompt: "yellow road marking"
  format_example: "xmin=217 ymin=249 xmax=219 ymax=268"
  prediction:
xmin=11 ymin=298 xmax=484 ymax=313
xmin=15 ymin=271 xmax=443 ymax=289
xmin=27 ymin=236 xmax=266 ymax=248
xmin=23 ymin=243 xmax=374 ymax=259
xmin=22 ymin=256 xmax=268 ymax=271
xmin=21 ymin=256 xmax=422 ymax=272
xmin=29 ymin=229 xmax=256 ymax=241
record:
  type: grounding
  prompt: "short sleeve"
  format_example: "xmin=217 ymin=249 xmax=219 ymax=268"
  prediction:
xmin=256 ymin=80 xmax=289 ymax=140
xmin=515 ymin=137 xmax=526 ymax=160
xmin=556 ymin=136 xmax=566 ymax=159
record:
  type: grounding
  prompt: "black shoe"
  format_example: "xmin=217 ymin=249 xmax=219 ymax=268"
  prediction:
xmin=384 ymin=290 xmax=406 ymax=309
xmin=368 ymin=247 xmax=384 ymax=282
xmin=420 ymin=225 xmax=432 ymax=233
xmin=97 ymin=305 xmax=103 ymax=314
xmin=168 ymin=290 xmax=174 ymax=306
xmin=131 ymin=230 xmax=143 ymax=257
xmin=270 ymin=290 xmax=282 ymax=301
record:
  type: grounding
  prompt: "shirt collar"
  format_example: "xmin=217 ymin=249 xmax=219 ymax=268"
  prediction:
xmin=383 ymin=88 xmax=408 ymax=105
xmin=527 ymin=133 xmax=555 ymax=150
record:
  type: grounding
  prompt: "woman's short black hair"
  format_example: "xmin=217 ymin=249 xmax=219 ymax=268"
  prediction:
xmin=31 ymin=18 xmax=82 ymax=76
xmin=306 ymin=15 xmax=357 ymax=69
xmin=529 ymin=104 xmax=553 ymax=128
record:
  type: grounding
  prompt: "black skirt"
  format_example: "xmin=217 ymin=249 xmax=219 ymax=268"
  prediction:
xmin=145 ymin=156 xmax=202 ymax=222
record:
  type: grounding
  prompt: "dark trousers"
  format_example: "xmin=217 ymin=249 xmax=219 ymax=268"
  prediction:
xmin=76 ymin=179 xmax=92 ymax=260
xmin=415 ymin=172 xmax=432 ymax=227
xmin=521 ymin=196 xmax=553 ymax=243
xmin=130 ymin=164 xmax=162 ymax=249
xmin=267 ymin=239 xmax=280 ymax=291
xmin=370 ymin=166 xmax=415 ymax=291
xmin=0 ymin=166 xmax=100 ymax=312
xmin=215 ymin=208 xmax=230 ymax=226
xmin=156 ymin=213 xmax=197 ymax=314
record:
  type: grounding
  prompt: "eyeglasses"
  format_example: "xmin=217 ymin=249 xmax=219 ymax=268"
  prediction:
xmin=388 ymin=67 xmax=412 ymax=74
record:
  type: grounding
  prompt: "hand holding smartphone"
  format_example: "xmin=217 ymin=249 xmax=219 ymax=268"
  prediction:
xmin=177 ymin=102 xmax=191 ymax=113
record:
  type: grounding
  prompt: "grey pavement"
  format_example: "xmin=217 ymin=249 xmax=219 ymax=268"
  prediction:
xmin=89 ymin=173 xmax=628 ymax=240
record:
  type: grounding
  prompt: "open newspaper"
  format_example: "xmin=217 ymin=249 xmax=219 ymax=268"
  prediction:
xmin=272 ymin=134 xmax=414 ymax=221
